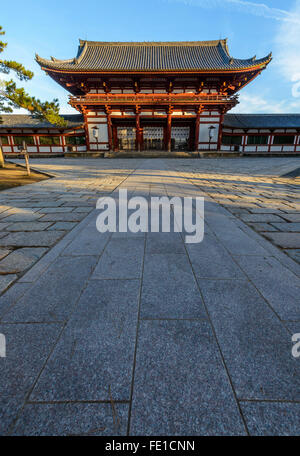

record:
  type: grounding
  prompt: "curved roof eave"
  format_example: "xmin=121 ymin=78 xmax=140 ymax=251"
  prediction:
xmin=35 ymin=40 xmax=272 ymax=73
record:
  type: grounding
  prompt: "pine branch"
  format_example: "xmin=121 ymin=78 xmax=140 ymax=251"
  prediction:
xmin=1 ymin=81 xmax=68 ymax=127
xmin=0 ymin=60 xmax=34 ymax=80
xmin=0 ymin=25 xmax=67 ymax=127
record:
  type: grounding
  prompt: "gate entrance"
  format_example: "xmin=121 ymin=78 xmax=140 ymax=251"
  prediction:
xmin=143 ymin=127 xmax=164 ymax=150
xmin=171 ymin=126 xmax=190 ymax=151
xmin=117 ymin=127 xmax=136 ymax=150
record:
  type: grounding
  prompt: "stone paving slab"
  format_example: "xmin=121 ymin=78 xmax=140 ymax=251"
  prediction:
xmin=11 ymin=402 xmax=129 ymax=436
xmin=186 ymin=231 xmax=244 ymax=279
xmin=286 ymin=249 xmax=300 ymax=263
xmin=272 ymin=222 xmax=300 ymax=232
xmin=37 ymin=207 xmax=74 ymax=213
xmin=0 ymin=223 xmax=10 ymax=231
xmin=0 ymin=248 xmax=10 ymax=260
xmin=233 ymin=255 xmax=300 ymax=320
xmin=0 ymin=275 xmax=18 ymax=295
xmin=240 ymin=402 xmax=300 ymax=436
xmin=0 ymin=231 xmax=65 ymax=248
xmin=2 ymin=256 xmax=98 ymax=323
xmin=92 ymin=237 xmax=145 ymax=280
xmin=0 ymin=247 xmax=47 ymax=274
xmin=264 ymin=232 xmax=300 ymax=249
xmin=241 ymin=214 xmax=286 ymax=223
xmin=62 ymin=222 xmax=111 ymax=257
xmin=281 ymin=214 xmax=300 ymax=223
xmin=4 ymin=222 xmax=53 ymax=232
xmin=1 ymin=213 xmax=43 ymax=222
xmin=30 ymin=279 xmax=140 ymax=401
xmin=0 ymin=323 xmax=62 ymax=434
xmin=146 ymin=232 xmax=185 ymax=254
xmin=47 ymin=222 xmax=77 ymax=231
xmin=130 ymin=320 xmax=246 ymax=436
xmin=205 ymin=211 xmax=269 ymax=256
xmin=198 ymin=279 xmax=300 ymax=401
xmin=39 ymin=213 xmax=86 ymax=222
xmin=0 ymin=282 xmax=32 ymax=319
xmin=248 ymin=222 xmax=278 ymax=232
xmin=141 ymin=253 xmax=206 ymax=319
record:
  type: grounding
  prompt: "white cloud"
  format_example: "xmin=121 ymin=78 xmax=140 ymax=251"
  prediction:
xmin=169 ymin=0 xmax=300 ymax=24
xmin=275 ymin=1 xmax=300 ymax=99
xmin=231 ymin=93 xmax=285 ymax=113
xmin=231 ymin=92 xmax=300 ymax=114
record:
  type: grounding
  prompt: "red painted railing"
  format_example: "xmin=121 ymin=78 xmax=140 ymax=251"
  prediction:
xmin=69 ymin=93 xmax=238 ymax=105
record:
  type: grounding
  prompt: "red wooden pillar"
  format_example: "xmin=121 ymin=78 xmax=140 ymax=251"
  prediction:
xmin=217 ymin=107 xmax=225 ymax=151
xmin=113 ymin=126 xmax=118 ymax=152
xmin=82 ymin=107 xmax=90 ymax=151
xmin=135 ymin=106 xmax=141 ymax=152
xmin=194 ymin=106 xmax=202 ymax=151
xmin=106 ymin=106 xmax=113 ymax=151
xmin=167 ymin=106 xmax=173 ymax=152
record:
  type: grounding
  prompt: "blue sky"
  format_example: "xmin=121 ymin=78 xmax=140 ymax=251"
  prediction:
xmin=1 ymin=0 xmax=300 ymax=114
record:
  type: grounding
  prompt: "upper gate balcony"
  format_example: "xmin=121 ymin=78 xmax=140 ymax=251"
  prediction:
xmin=69 ymin=92 xmax=239 ymax=110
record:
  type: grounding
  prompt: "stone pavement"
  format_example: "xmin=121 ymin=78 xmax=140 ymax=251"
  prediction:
xmin=173 ymin=157 xmax=300 ymax=264
xmin=0 ymin=157 xmax=300 ymax=436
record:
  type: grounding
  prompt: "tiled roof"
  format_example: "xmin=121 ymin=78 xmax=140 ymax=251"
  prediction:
xmin=224 ymin=114 xmax=300 ymax=129
xmin=0 ymin=114 xmax=83 ymax=129
xmin=36 ymin=39 xmax=272 ymax=72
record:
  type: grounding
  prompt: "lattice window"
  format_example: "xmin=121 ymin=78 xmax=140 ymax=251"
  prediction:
xmin=171 ymin=127 xmax=190 ymax=151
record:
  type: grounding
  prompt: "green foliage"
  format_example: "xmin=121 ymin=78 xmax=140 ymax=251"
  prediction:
xmin=0 ymin=26 xmax=67 ymax=127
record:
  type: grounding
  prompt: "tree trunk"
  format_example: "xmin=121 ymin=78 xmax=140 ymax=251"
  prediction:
xmin=0 ymin=145 xmax=4 ymax=168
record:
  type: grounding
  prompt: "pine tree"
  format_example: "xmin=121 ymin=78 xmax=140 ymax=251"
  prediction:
xmin=0 ymin=26 xmax=67 ymax=127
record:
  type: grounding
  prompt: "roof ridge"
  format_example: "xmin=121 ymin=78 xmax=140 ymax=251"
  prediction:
xmin=78 ymin=39 xmax=227 ymax=47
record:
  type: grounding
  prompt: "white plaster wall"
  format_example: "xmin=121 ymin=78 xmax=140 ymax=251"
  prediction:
xmin=198 ymin=123 xmax=219 ymax=149
xmin=88 ymin=122 xmax=109 ymax=144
